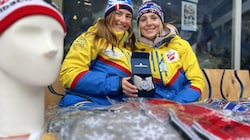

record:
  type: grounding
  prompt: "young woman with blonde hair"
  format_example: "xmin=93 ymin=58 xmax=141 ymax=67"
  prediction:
xmin=135 ymin=1 xmax=205 ymax=103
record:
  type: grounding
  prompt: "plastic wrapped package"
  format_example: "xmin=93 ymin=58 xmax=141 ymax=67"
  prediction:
xmin=42 ymin=102 xmax=183 ymax=140
xmin=42 ymin=98 xmax=250 ymax=140
xmin=202 ymin=98 xmax=250 ymax=124
xmin=144 ymin=98 xmax=250 ymax=140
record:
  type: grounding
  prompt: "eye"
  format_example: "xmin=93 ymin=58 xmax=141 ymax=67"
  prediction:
xmin=115 ymin=11 xmax=123 ymax=16
xmin=139 ymin=16 xmax=147 ymax=22
xmin=151 ymin=15 xmax=159 ymax=20
xmin=126 ymin=14 xmax=132 ymax=20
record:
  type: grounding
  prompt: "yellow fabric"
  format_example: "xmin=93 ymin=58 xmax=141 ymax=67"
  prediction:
xmin=60 ymin=24 xmax=132 ymax=89
xmin=135 ymin=35 xmax=205 ymax=93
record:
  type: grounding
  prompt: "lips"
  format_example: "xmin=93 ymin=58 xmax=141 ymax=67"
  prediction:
xmin=115 ymin=24 xmax=127 ymax=31
xmin=144 ymin=28 xmax=156 ymax=34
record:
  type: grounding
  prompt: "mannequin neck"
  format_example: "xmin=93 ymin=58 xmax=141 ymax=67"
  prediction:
xmin=0 ymin=70 xmax=45 ymax=138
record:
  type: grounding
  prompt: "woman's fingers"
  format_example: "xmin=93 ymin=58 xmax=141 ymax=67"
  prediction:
xmin=122 ymin=77 xmax=138 ymax=97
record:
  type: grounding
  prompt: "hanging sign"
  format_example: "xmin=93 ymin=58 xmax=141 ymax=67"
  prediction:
xmin=181 ymin=1 xmax=197 ymax=31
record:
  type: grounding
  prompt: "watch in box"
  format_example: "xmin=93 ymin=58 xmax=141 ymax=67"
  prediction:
xmin=131 ymin=52 xmax=155 ymax=97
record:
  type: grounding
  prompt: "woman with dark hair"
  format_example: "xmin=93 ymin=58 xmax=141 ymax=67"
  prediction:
xmin=59 ymin=0 xmax=138 ymax=108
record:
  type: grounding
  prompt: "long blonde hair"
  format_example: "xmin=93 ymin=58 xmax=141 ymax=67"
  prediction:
xmin=87 ymin=11 xmax=135 ymax=50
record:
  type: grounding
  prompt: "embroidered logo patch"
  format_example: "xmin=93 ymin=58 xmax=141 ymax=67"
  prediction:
xmin=165 ymin=49 xmax=178 ymax=63
xmin=103 ymin=48 xmax=123 ymax=58
xmin=72 ymin=36 xmax=87 ymax=50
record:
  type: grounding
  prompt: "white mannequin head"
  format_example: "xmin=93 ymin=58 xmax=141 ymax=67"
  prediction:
xmin=0 ymin=0 xmax=66 ymax=138
xmin=0 ymin=15 xmax=64 ymax=85
xmin=0 ymin=0 xmax=66 ymax=86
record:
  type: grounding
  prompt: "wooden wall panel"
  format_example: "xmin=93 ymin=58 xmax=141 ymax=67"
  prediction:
xmin=201 ymin=69 xmax=250 ymax=101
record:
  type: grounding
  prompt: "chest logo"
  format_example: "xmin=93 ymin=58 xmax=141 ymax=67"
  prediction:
xmin=165 ymin=49 xmax=178 ymax=63
xmin=103 ymin=48 xmax=123 ymax=59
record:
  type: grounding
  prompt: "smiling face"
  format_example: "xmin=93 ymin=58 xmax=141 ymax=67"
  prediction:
xmin=138 ymin=12 xmax=162 ymax=41
xmin=111 ymin=9 xmax=133 ymax=32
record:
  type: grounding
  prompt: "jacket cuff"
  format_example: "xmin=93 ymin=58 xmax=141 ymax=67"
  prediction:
xmin=119 ymin=77 xmax=124 ymax=95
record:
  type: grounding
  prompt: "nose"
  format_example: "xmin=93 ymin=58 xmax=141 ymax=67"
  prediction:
xmin=146 ymin=19 xmax=152 ymax=25
xmin=45 ymin=46 xmax=58 ymax=57
xmin=119 ymin=15 xmax=126 ymax=23
xmin=43 ymin=36 xmax=59 ymax=57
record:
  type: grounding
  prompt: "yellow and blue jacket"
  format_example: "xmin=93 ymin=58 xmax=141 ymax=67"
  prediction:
xmin=135 ymin=35 xmax=205 ymax=103
xmin=59 ymin=24 xmax=132 ymax=107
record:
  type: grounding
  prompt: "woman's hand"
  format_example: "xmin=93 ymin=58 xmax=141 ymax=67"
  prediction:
xmin=121 ymin=77 xmax=138 ymax=97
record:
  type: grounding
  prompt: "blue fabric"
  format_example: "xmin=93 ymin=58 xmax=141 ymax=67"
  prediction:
xmin=153 ymin=70 xmax=200 ymax=103
xmin=59 ymin=90 xmax=127 ymax=108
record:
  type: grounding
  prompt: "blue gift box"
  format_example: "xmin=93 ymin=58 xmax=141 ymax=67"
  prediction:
xmin=131 ymin=52 xmax=151 ymax=75
xmin=131 ymin=52 xmax=155 ymax=97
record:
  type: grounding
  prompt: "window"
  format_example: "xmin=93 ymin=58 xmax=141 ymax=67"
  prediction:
xmin=51 ymin=0 xmax=249 ymax=70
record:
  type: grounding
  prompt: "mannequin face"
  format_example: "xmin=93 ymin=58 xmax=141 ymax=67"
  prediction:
xmin=0 ymin=15 xmax=64 ymax=86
